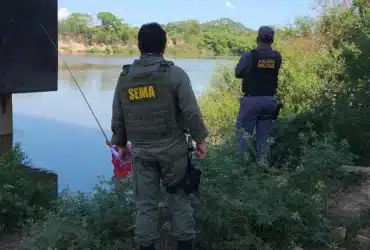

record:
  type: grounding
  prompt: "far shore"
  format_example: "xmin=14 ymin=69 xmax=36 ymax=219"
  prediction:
xmin=59 ymin=50 xmax=237 ymax=60
xmin=58 ymin=40 xmax=237 ymax=60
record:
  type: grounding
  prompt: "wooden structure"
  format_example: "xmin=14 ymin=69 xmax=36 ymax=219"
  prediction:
xmin=0 ymin=0 xmax=58 ymax=154
xmin=0 ymin=95 xmax=12 ymax=154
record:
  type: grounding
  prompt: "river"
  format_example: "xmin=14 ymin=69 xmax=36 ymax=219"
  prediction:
xmin=12 ymin=55 xmax=234 ymax=193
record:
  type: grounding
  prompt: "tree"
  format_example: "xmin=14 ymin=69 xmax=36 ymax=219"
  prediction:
xmin=58 ymin=13 xmax=92 ymax=34
xmin=294 ymin=17 xmax=316 ymax=37
xmin=97 ymin=12 xmax=124 ymax=31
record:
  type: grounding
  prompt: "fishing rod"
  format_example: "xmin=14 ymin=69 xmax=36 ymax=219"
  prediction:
xmin=40 ymin=24 xmax=134 ymax=177
xmin=40 ymin=24 xmax=109 ymax=143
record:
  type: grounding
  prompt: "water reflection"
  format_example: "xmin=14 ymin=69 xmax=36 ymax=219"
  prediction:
xmin=13 ymin=55 xmax=234 ymax=192
xmin=58 ymin=71 xmax=90 ymax=90
xmin=59 ymin=62 xmax=120 ymax=71
xmin=59 ymin=69 xmax=120 ymax=92
xmin=99 ymin=70 xmax=120 ymax=91
xmin=14 ymin=114 xmax=112 ymax=193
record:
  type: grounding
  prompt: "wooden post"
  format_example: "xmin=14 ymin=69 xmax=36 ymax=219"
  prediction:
xmin=0 ymin=94 xmax=13 ymax=155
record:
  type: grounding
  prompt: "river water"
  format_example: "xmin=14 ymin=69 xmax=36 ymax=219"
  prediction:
xmin=12 ymin=55 xmax=233 ymax=192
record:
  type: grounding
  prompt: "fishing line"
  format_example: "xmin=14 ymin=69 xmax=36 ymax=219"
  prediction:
xmin=40 ymin=24 xmax=109 ymax=142
xmin=40 ymin=24 xmax=133 ymax=179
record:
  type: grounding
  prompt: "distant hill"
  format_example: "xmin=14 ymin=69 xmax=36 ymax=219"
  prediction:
xmin=163 ymin=18 xmax=254 ymax=35
xmin=202 ymin=18 xmax=254 ymax=32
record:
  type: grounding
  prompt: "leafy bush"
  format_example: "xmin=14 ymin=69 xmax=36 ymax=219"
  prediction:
xmin=198 ymin=65 xmax=241 ymax=143
xmin=23 ymin=179 xmax=135 ymax=250
xmin=23 ymin=126 xmax=354 ymax=250
xmin=315 ymin=0 xmax=370 ymax=164
xmin=195 ymin=128 xmax=353 ymax=250
xmin=0 ymin=144 xmax=56 ymax=234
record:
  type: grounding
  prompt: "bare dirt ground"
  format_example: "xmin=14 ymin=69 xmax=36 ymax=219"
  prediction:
xmin=330 ymin=174 xmax=370 ymax=218
xmin=0 ymin=233 xmax=22 ymax=250
xmin=327 ymin=167 xmax=370 ymax=249
xmin=334 ymin=182 xmax=370 ymax=217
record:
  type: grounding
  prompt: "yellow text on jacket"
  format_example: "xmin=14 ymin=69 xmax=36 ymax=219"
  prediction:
xmin=257 ymin=59 xmax=275 ymax=68
xmin=128 ymin=85 xmax=156 ymax=101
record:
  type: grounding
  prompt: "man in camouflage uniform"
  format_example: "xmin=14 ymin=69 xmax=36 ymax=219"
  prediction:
xmin=110 ymin=22 xmax=209 ymax=250
xmin=234 ymin=26 xmax=283 ymax=160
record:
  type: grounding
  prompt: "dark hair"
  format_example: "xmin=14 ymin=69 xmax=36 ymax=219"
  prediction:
xmin=138 ymin=22 xmax=167 ymax=54
xmin=257 ymin=35 xmax=274 ymax=45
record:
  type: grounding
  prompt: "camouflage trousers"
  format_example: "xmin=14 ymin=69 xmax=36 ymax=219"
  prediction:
xmin=236 ymin=96 xmax=277 ymax=159
xmin=132 ymin=142 xmax=195 ymax=247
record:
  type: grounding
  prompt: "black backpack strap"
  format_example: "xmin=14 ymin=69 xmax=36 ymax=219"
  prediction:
xmin=120 ymin=64 xmax=132 ymax=76
xmin=157 ymin=60 xmax=174 ymax=72
xmin=250 ymin=49 xmax=259 ymax=68
xmin=273 ymin=50 xmax=282 ymax=70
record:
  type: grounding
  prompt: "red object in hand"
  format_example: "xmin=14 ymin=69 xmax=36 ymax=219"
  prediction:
xmin=111 ymin=142 xmax=133 ymax=180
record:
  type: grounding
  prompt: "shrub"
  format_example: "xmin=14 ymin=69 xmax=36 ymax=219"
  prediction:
xmin=24 ymin=126 xmax=354 ymax=250
xmin=315 ymin=1 xmax=370 ymax=164
xmin=198 ymin=65 xmax=241 ymax=143
xmin=23 ymin=178 xmax=135 ymax=250
xmin=195 ymin=129 xmax=353 ymax=250
xmin=0 ymin=144 xmax=56 ymax=235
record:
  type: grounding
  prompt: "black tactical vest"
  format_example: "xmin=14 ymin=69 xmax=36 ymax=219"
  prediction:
xmin=242 ymin=49 xmax=281 ymax=96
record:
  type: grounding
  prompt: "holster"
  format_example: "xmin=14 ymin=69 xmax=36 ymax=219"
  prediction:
xmin=258 ymin=100 xmax=284 ymax=120
xmin=273 ymin=101 xmax=284 ymax=120
xmin=166 ymin=132 xmax=202 ymax=195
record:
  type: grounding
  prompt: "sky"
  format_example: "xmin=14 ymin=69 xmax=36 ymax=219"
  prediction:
xmin=58 ymin=0 xmax=318 ymax=29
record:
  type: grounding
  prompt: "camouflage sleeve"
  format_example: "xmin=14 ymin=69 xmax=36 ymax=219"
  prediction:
xmin=172 ymin=66 xmax=209 ymax=143
xmin=110 ymin=79 xmax=127 ymax=147
xmin=235 ymin=51 xmax=252 ymax=78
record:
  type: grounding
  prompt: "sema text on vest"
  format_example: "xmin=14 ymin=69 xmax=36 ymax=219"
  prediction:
xmin=128 ymin=85 xmax=156 ymax=101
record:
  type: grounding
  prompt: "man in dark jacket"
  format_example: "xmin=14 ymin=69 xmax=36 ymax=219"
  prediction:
xmin=234 ymin=26 xmax=283 ymax=160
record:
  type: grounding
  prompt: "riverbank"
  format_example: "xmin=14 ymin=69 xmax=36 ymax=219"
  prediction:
xmin=58 ymin=39 xmax=237 ymax=59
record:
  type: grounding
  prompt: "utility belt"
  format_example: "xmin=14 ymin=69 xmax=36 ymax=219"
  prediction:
xmin=165 ymin=131 xmax=202 ymax=195
xmin=242 ymin=93 xmax=274 ymax=97
xmin=240 ymin=94 xmax=284 ymax=120
xmin=260 ymin=101 xmax=283 ymax=120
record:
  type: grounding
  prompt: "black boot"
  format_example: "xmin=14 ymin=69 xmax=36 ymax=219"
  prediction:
xmin=178 ymin=240 xmax=193 ymax=250
xmin=140 ymin=244 xmax=155 ymax=250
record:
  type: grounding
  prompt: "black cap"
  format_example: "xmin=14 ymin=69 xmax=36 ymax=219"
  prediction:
xmin=257 ymin=26 xmax=274 ymax=41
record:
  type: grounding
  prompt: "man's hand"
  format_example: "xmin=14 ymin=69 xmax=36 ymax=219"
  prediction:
xmin=196 ymin=141 xmax=207 ymax=159
xmin=106 ymin=140 xmax=129 ymax=159
xmin=118 ymin=146 xmax=130 ymax=159
xmin=105 ymin=140 xmax=112 ymax=147
xmin=235 ymin=51 xmax=252 ymax=78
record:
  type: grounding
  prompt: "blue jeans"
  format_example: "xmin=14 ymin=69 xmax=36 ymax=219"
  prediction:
xmin=236 ymin=96 xmax=277 ymax=159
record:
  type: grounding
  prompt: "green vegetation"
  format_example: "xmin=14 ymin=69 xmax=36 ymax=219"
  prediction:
xmin=58 ymin=10 xmax=313 ymax=57
xmin=0 ymin=145 xmax=56 ymax=234
xmin=1 ymin=0 xmax=369 ymax=249
xmin=200 ymin=0 xmax=370 ymax=166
